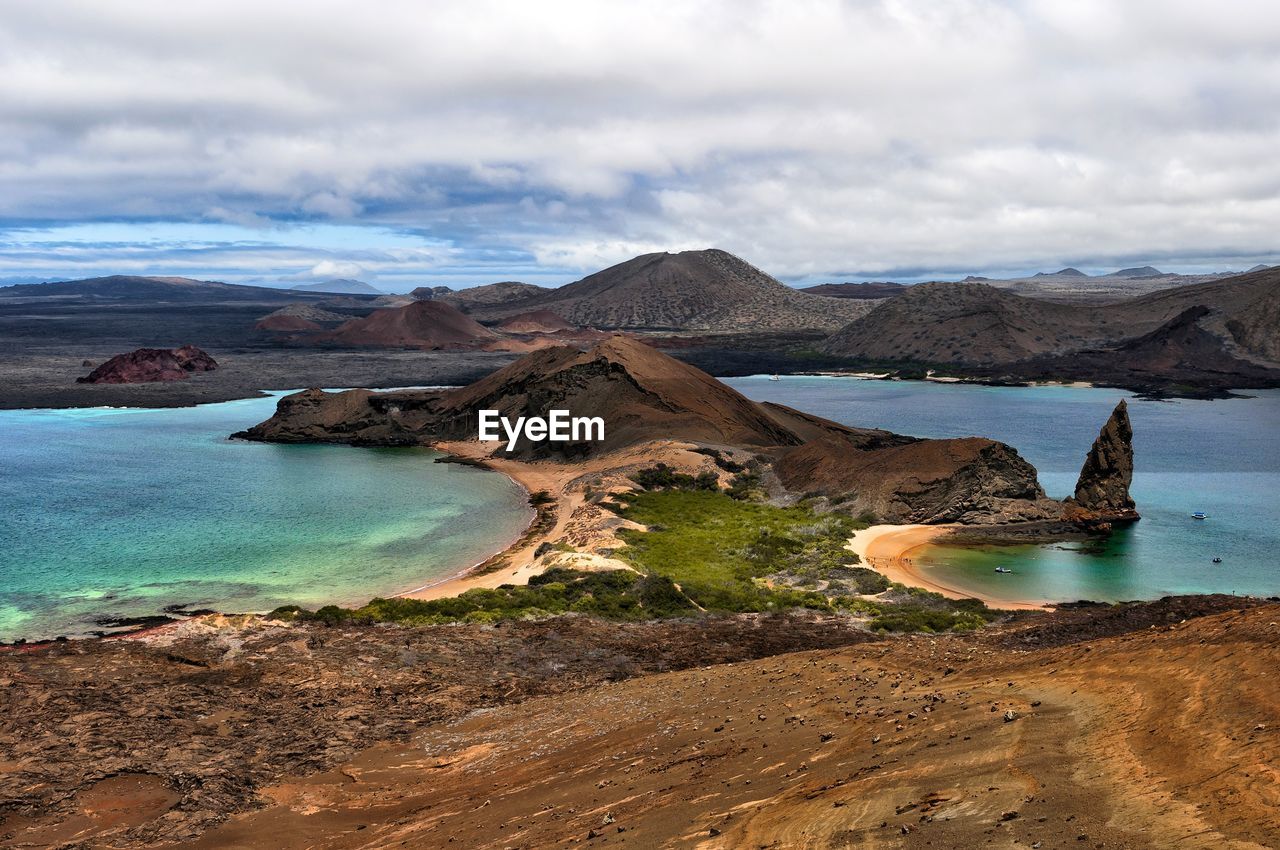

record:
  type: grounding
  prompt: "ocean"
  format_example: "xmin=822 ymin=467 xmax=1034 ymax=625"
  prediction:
xmin=0 ymin=392 xmax=532 ymax=641
xmin=727 ymin=377 xmax=1280 ymax=605
xmin=4 ymin=380 xmax=1277 ymax=640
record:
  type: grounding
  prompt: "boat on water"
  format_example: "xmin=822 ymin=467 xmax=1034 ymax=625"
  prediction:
xmin=994 ymin=567 xmax=1013 ymax=574
xmin=1212 ymin=557 xmax=1223 ymax=564
xmin=769 ymin=374 xmax=780 ymax=381
xmin=1191 ymin=512 xmax=1208 ymax=520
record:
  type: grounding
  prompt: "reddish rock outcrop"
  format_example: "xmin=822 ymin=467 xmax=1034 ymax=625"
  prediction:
xmin=77 ymin=345 xmax=218 ymax=384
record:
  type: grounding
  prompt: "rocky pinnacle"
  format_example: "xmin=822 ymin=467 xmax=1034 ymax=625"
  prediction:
xmin=1067 ymin=399 xmax=1139 ymax=522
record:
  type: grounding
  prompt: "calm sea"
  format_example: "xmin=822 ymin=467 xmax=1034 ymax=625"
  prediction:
xmin=0 ymin=393 xmax=532 ymax=641
xmin=727 ymin=377 xmax=1280 ymax=604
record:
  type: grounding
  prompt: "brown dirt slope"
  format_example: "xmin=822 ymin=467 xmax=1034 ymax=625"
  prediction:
xmin=473 ymin=249 xmax=872 ymax=332
xmin=194 ymin=601 xmax=1280 ymax=850
xmin=5 ymin=598 xmax=1273 ymax=848
xmin=321 ymin=300 xmax=499 ymax=349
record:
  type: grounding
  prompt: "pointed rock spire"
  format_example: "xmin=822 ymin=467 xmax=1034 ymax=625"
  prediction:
xmin=1066 ymin=400 xmax=1139 ymax=522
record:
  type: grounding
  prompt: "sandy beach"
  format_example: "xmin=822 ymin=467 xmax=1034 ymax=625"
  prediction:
xmin=400 ymin=452 xmax=1062 ymax=611
xmin=396 ymin=439 xmax=713 ymax=601
xmin=849 ymin=524 xmax=1054 ymax=611
xmin=395 ymin=440 xmax=568 ymax=601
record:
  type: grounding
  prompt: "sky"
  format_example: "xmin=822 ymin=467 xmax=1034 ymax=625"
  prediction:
xmin=1 ymin=0 xmax=1278 ymax=292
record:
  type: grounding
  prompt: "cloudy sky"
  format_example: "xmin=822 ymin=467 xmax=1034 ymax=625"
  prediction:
xmin=1 ymin=0 xmax=1277 ymax=291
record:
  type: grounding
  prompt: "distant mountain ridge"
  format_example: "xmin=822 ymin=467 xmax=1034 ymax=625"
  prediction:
xmin=1108 ymin=266 xmax=1163 ymax=279
xmin=290 ymin=278 xmax=382 ymax=295
xmin=0 ymin=275 xmax=338 ymax=303
xmin=818 ymin=266 xmax=1280 ymax=393
xmin=799 ymin=282 xmax=907 ymax=300
xmin=417 ymin=282 xmax=550 ymax=310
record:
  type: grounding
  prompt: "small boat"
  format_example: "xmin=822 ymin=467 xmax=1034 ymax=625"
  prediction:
xmin=1191 ymin=512 xmax=1208 ymax=520
xmin=1212 ymin=557 xmax=1223 ymax=564
xmin=769 ymin=374 xmax=781 ymax=381
xmin=994 ymin=567 xmax=1013 ymax=574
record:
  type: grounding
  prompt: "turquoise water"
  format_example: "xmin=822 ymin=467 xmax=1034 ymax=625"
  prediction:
xmin=0 ymin=393 xmax=532 ymax=641
xmin=727 ymin=377 xmax=1280 ymax=604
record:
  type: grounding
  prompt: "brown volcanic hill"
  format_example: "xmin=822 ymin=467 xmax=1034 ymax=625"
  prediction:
xmin=436 ymin=335 xmax=806 ymax=453
xmin=1008 ymin=305 xmax=1280 ymax=393
xmin=1116 ymin=265 xmax=1280 ymax=365
xmin=254 ymin=314 xmax=322 ymax=333
xmin=495 ymin=309 xmax=575 ymax=333
xmin=76 ymin=345 xmax=218 ymax=384
xmin=819 ymin=282 xmax=1114 ymax=364
xmin=437 ymin=281 xmax=549 ymax=311
xmin=254 ymin=303 xmax=348 ymax=332
xmin=820 ymin=268 xmax=1280 ymax=379
xmin=320 ymin=300 xmax=499 ymax=349
xmin=800 ymin=281 xmax=908 ymax=299
xmin=237 ymin=336 xmax=810 ymax=454
xmin=235 ymin=336 xmax=1060 ymax=522
xmin=472 ymin=249 xmax=871 ymax=332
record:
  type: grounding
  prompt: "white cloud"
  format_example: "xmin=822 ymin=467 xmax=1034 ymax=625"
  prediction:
xmin=305 ymin=259 xmax=369 ymax=280
xmin=0 ymin=0 xmax=1278 ymax=280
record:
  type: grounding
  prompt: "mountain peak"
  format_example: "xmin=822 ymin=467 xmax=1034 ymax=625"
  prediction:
xmin=1109 ymin=266 xmax=1163 ymax=278
xmin=468 ymin=248 xmax=868 ymax=332
xmin=291 ymin=278 xmax=382 ymax=295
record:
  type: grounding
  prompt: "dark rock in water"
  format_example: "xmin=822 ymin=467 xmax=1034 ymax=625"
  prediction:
xmin=1066 ymin=400 xmax=1138 ymax=523
xmin=77 ymin=345 xmax=218 ymax=384
xmin=81 ymin=359 xmax=95 ymax=367
xmin=91 ymin=614 xmax=179 ymax=632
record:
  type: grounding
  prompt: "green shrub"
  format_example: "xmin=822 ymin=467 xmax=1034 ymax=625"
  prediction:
xmin=631 ymin=463 xmax=720 ymax=492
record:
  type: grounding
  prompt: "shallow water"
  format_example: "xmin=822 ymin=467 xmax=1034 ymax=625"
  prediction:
xmin=727 ymin=377 xmax=1280 ymax=603
xmin=0 ymin=393 xmax=532 ymax=641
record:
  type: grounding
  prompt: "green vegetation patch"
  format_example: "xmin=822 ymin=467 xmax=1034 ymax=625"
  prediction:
xmin=269 ymin=567 xmax=697 ymax=626
xmin=612 ymin=489 xmax=862 ymax=612
xmin=630 ymin=462 xmax=720 ymax=492
xmin=271 ymin=489 xmax=1002 ymax=634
